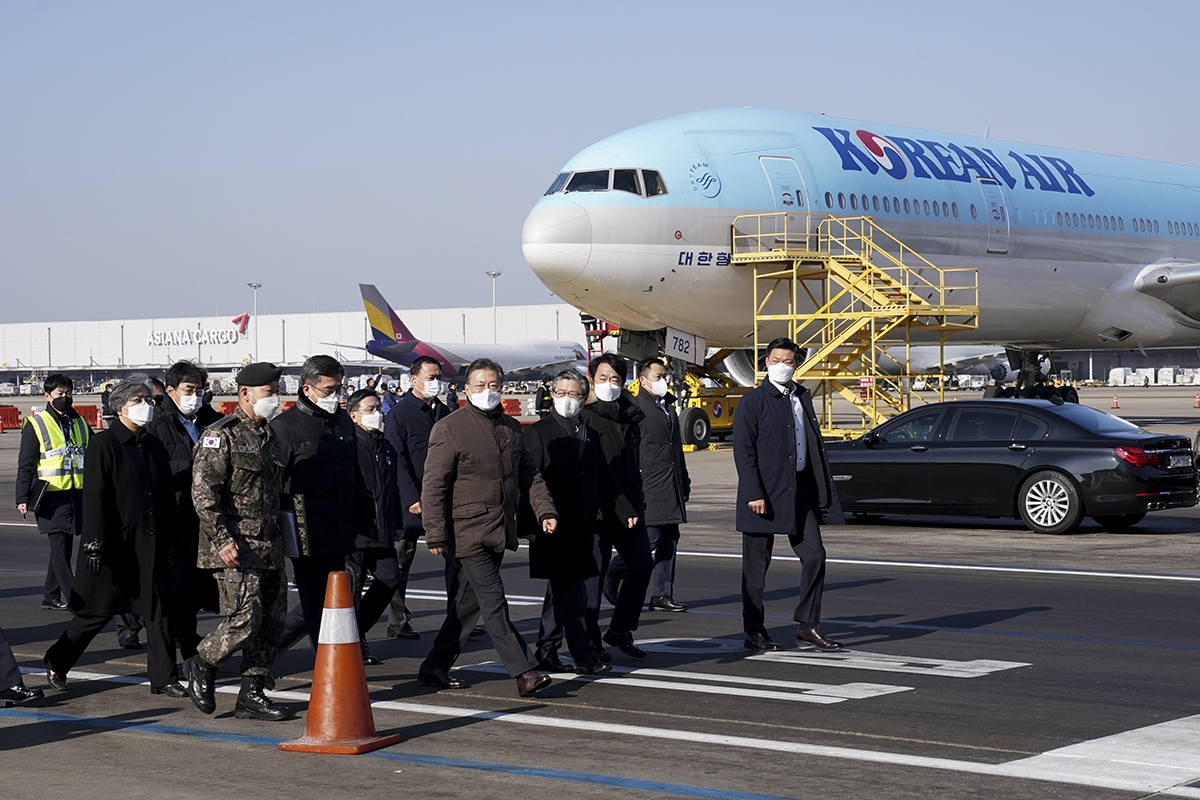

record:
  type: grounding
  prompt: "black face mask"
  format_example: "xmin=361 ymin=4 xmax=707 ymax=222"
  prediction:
xmin=50 ymin=396 xmax=73 ymax=413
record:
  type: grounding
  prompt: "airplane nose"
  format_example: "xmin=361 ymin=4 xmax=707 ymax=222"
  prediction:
xmin=521 ymin=201 xmax=592 ymax=285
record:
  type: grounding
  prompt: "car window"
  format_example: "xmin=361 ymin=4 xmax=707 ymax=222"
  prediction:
xmin=1014 ymin=414 xmax=1049 ymax=441
xmin=1052 ymin=404 xmax=1143 ymax=433
xmin=947 ymin=408 xmax=1019 ymax=442
xmin=879 ymin=410 xmax=944 ymax=443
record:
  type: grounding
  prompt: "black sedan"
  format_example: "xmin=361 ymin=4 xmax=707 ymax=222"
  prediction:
xmin=825 ymin=399 xmax=1197 ymax=534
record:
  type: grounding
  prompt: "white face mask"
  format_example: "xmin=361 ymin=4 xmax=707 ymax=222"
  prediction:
xmin=417 ymin=378 xmax=444 ymax=399
xmin=313 ymin=393 xmax=340 ymax=414
xmin=176 ymin=394 xmax=203 ymax=416
xmin=253 ymin=395 xmax=281 ymax=421
xmin=647 ymin=378 xmax=669 ymax=397
xmin=359 ymin=411 xmax=383 ymax=431
xmin=468 ymin=388 xmax=502 ymax=411
xmin=125 ymin=402 xmax=154 ymax=427
xmin=594 ymin=382 xmax=621 ymax=403
xmin=767 ymin=362 xmax=797 ymax=384
xmin=553 ymin=396 xmax=582 ymax=418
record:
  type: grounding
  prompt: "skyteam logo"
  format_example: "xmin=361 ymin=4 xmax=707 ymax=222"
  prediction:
xmin=689 ymin=162 xmax=722 ymax=198
xmin=855 ymin=130 xmax=907 ymax=181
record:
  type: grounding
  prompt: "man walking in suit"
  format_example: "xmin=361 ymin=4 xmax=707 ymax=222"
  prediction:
xmin=607 ymin=358 xmax=690 ymax=613
xmin=734 ymin=337 xmax=841 ymax=652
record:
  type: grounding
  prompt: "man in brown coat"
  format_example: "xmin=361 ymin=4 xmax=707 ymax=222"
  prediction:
xmin=418 ymin=358 xmax=558 ymax=697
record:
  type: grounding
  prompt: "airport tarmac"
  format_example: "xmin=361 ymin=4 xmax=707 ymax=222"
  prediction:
xmin=1 ymin=388 xmax=1199 ymax=799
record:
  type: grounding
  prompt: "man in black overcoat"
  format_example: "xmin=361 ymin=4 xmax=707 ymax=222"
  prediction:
xmin=734 ymin=337 xmax=842 ymax=653
xmin=43 ymin=380 xmax=184 ymax=695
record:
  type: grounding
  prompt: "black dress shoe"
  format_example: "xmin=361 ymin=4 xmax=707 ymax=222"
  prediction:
xmin=360 ymin=641 xmax=384 ymax=665
xmin=593 ymin=644 xmax=612 ymax=663
xmin=119 ymin=635 xmax=143 ymax=650
xmin=574 ymin=658 xmax=612 ymax=675
xmin=602 ymin=630 xmax=647 ymax=659
xmin=536 ymin=655 xmax=570 ymax=673
xmin=386 ymin=622 xmax=420 ymax=640
xmin=648 ymin=595 xmax=688 ymax=612
xmin=795 ymin=625 xmax=842 ymax=651
xmin=43 ymin=656 xmax=68 ymax=692
xmin=0 ymin=684 xmax=44 ymax=706
xmin=515 ymin=670 xmax=551 ymax=697
xmin=150 ymin=681 xmax=189 ymax=698
xmin=184 ymin=655 xmax=217 ymax=714
xmin=41 ymin=598 xmax=68 ymax=610
xmin=417 ymin=663 xmax=467 ymax=690
xmin=469 ymin=624 xmax=487 ymax=638
xmin=744 ymin=633 xmax=783 ymax=652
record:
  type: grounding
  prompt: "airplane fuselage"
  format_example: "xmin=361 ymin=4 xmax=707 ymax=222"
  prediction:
xmin=522 ymin=109 xmax=1200 ymax=351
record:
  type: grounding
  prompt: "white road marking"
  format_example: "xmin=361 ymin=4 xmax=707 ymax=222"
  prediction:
xmin=676 ymin=549 xmax=1200 ymax=582
xmin=456 ymin=660 xmax=912 ymax=703
xmin=17 ymin=667 xmax=1200 ymax=795
xmin=403 ymin=588 xmax=545 ymax=606
xmin=746 ymin=648 xmax=1031 ymax=678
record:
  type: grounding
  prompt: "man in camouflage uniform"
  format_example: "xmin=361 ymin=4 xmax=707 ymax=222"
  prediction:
xmin=184 ymin=362 xmax=291 ymax=721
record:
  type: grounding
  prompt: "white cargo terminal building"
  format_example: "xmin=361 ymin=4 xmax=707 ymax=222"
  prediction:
xmin=0 ymin=303 xmax=589 ymax=386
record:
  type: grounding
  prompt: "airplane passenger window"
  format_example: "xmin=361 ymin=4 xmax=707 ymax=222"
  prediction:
xmin=1118 ymin=217 xmax=1124 ymax=231
xmin=861 ymin=195 xmax=869 ymax=211
xmin=613 ymin=169 xmax=641 ymax=195
xmin=1056 ymin=211 xmax=1062 ymax=225
xmin=642 ymin=170 xmax=668 ymax=197
xmin=932 ymin=201 xmax=939 ymax=216
xmin=952 ymin=202 xmax=958 ymax=218
xmin=544 ymin=173 xmax=570 ymax=195
xmin=923 ymin=200 xmax=930 ymax=215
xmin=970 ymin=204 xmax=977 ymax=219
xmin=1154 ymin=220 xmax=1160 ymax=233
xmin=942 ymin=202 xmax=949 ymax=217
xmin=838 ymin=193 xmax=846 ymax=209
xmin=1190 ymin=223 xmax=1195 ymax=235
xmin=825 ymin=192 xmax=833 ymax=208
xmin=1072 ymin=213 xmax=1078 ymax=226
xmin=893 ymin=196 xmax=900 ymax=213
xmin=873 ymin=196 xmax=880 ymax=212
xmin=850 ymin=194 xmax=858 ymax=210
xmin=883 ymin=196 xmax=890 ymax=212
xmin=566 ymin=170 xmax=610 ymax=193
xmin=903 ymin=198 xmax=910 ymax=213
xmin=1103 ymin=216 xmax=1109 ymax=230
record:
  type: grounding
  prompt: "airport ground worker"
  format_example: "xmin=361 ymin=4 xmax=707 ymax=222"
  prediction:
xmin=734 ymin=337 xmax=842 ymax=653
xmin=15 ymin=373 xmax=90 ymax=611
xmin=185 ymin=362 xmax=290 ymax=721
xmin=418 ymin=358 xmax=557 ymax=697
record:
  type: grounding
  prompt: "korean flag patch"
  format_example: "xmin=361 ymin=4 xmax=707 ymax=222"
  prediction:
xmin=202 ymin=435 xmax=221 ymax=449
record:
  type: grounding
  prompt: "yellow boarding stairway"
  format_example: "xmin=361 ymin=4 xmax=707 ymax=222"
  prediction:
xmin=730 ymin=212 xmax=979 ymax=439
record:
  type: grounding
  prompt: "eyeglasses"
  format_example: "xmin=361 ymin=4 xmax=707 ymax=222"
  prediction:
xmin=552 ymin=390 xmax=584 ymax=400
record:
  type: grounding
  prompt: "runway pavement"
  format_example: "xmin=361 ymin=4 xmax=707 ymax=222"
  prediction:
xmin=1 ymin=389 xmax=1199 ymax=799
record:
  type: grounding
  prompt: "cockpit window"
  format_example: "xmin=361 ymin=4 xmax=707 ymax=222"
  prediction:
xmin=642 ymin=170 xmax=667 ymax=197
xmin=565 ymin=170 xmax=610 ymax=193
xmin=544 ymin=173 xmax=569 ymax=195
xmin=613 ymin=169 xmax=641 ymax=195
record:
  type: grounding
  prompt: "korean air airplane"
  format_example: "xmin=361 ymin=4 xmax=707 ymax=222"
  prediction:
xmin=522 ymin=108 xmax=1200 ymax=377
xmin=358 ymin=284 xmax=588 ymax=380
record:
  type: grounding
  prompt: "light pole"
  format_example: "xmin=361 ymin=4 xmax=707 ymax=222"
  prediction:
xmin=247 ymin=281 xmax=262 ymax=361
xmin=485 ymin=270 xmax=502 ymax=344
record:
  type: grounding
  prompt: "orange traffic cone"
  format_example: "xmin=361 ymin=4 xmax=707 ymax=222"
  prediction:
xmin=279 ymin=571 xmax=402 ymax=755
xmin=1112 ymin=394 xmax=1120 ymax=409
xmin=1194 ymin=394 xmax=1199 ymax=409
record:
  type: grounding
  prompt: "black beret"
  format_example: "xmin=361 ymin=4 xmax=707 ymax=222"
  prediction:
xmin=237 ymin=362 xmax=283 ymax=387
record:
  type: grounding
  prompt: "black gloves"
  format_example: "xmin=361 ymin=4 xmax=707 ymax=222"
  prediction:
xmin=82 ymin=540 xmax=105 ymax=576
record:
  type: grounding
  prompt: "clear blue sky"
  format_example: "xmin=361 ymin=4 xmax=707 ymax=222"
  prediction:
xmin=3 ymin=1 xmax=1198 ymax=323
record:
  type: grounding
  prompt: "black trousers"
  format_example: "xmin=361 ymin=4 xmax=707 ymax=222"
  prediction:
xmin=387 ymin=537 xmax=419 ymax=627
xmin=423 ymin=551 xmax=536 ymax=678
xmin=281 ymin=554 xmax=346 ymax=650
xmin=608 ymin=523 xmax=679 ymax=601
xmin=43 ymin=532 xmax=74 ymax=604
xmin=588 ymin=525 xmax=652 ymax=641
xmin=536 ymin=576 xmax=595 ymax=664
xmin=0 ymin=626 xmax=21 ymax=688
xmin=347 ymin=547 xmax=402 ymax=636
xmin=741 ymin=480 xmax=826 ymax=638
xmin=46 ymin=609 xmax=176 ymax=688
xmin=169 ymin=565 xmax=218 ymax=661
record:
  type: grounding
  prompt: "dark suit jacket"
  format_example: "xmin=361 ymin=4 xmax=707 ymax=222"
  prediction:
xmin=520 ymin=414 xmax=633 ymax=580
xmin=733 ymin=381 xmax=837 ymax=534
xmin=384 ymin=390 xmax=452 ymax=540
xmin=632 ymin=389 xmax=690 ymax=527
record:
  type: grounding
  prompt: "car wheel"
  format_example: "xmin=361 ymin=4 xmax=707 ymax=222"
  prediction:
xmin=680 ymin=407 xmax=710 ymax=447
xmin=1018 ymin=471 xmax=1083 ymax=534
xmin=1091 ymin=512 xmax=1146 ymax=531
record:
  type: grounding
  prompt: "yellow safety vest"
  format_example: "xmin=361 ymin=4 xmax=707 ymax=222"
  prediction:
xmin=27 ymin=410 xmax=90 ymax=491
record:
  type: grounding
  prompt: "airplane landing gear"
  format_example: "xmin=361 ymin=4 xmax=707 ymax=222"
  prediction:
xmin=1003 ymin=348 xmax=1079 ymax=403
